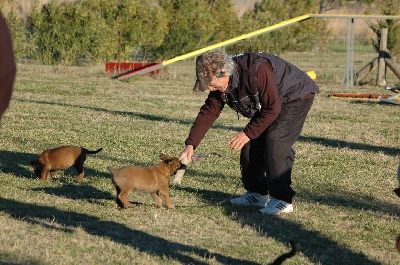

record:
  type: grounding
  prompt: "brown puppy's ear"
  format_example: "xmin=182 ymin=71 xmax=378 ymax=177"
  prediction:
xmin=30 ymin=160 xmax=43 ymax=171
xmin=160 ymin=154 xmax=176 ymax=162
xmin=162 ymin=158 xmax=175 ymax=165
xmin=30 ymin=160 xmax=37 ymax=168
xmin=394 ymin=188 xmax=400 ymax=197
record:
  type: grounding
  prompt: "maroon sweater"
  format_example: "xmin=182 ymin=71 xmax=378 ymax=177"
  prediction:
xmin=185 ymin=53 xmax=319 ymax=149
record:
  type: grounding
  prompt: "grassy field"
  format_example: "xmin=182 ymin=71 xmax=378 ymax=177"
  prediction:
xmin=0 ymin=61 xmax=399 ymax=265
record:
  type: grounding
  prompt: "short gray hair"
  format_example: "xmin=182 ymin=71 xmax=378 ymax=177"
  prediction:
xmin=215 ymin=52 xmax=235 ymax=78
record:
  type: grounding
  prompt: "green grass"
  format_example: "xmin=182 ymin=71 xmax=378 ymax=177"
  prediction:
xmin=0 ymin=61 xmax=399 ymax=264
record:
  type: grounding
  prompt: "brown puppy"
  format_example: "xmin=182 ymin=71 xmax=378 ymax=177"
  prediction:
xmin=30 ymin=146 xmax=102 ymax=183
xmin=107 ymin=154 xmax=186 ymax=209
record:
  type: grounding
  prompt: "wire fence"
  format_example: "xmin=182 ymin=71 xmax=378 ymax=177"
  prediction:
xmin=230 ymin=16 xmax=400 ymax=90
xmin=289 ymin=21 xmax=399 ymax=90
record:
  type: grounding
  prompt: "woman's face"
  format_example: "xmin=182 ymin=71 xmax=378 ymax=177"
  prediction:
xmin=208 ymin=73 xmax=230 ymax=93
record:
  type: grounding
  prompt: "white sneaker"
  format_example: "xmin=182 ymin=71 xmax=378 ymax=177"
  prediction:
xmin=259 ymin=198 xmax=293 ymax=215
xmin=230 ymin=192 xmax=268 ymax=207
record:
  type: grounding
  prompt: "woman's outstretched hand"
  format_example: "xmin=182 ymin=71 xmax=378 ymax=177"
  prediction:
xmin=228 ymin=131 xmax=250 ymax=151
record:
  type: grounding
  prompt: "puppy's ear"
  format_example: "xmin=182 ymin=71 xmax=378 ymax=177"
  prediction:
xmin=162 ymin=158 xmax=174 ymax=165
xmin=31 ymin=160 xmax=43 ymax=171
xmin=394 ymin=188 xmax=400 ymax=197
xmin=160 ymin=154 xmax=167 ymax=160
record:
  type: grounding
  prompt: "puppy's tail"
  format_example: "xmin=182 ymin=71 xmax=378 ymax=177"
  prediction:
xmin=84 ymin=147 xmax=103 ymax=155
xmin=107 ymin=166 xmax=116 ymax=175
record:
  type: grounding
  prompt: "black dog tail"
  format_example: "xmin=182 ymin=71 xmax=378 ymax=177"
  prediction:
xmin=83 ymin=147 xmax=103 ymax=154
xmin=271 ymin=240 xmax=296 ymax=265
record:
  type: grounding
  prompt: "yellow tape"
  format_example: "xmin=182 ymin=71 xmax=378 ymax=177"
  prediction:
xmin=162 ymin=14 xmax=311 ymax=65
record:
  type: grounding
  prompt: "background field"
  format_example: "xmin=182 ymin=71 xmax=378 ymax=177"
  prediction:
xmin=0 ymin=60 xmax=399 ymax=264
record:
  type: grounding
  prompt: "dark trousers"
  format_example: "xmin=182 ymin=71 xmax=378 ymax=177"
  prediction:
xmin=240 ymin=95 xmax=315 ymax=203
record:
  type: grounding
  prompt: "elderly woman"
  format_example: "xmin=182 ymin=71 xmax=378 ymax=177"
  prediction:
xmin=179 ymin=50 xmax=319 ymax=215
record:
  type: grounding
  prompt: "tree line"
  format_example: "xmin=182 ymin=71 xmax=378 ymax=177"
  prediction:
xmin=1 ymin=0 xmax=399 ymax=65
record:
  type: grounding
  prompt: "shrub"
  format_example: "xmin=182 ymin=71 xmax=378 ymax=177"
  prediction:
xmin=26 ymin=0 xmax=115 ymax=65
xmin=368 ymin=0 xmax=400 ymax=57
xmin=233 ymin=0 xmax=327 ymax=54
xmin=152 ymin=0 xmax=239 ymax=60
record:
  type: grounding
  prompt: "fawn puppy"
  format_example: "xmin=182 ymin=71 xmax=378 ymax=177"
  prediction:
xmin=107 ymin=154 xmax=186 ymax=209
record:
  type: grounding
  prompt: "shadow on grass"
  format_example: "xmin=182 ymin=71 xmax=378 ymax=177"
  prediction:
xmin=0 ymin=150 xmax=37 ymax=178
xmin=226 ymin=207 xmax=381 ymax=265
xmin=175 ymin=184 xmax=387 ymax=264
xmin=349 ymin=100 xmax=398 ymax=106
xmin=176 ymin=182 xmax=400 ymax=217
xmin=0 ymin=198 xmax=259 ymax=265
xmin=30 ymin=183 xmax=115 ymax=202
xmin=297 ymin=187 xmax=400 ymax=217
xmin=13 ymin=97 xmax=242 ymax=132
xmin=13 ymin=98 xmax=400 ymax=155
xmin=14 ymin=98 xmax=400 ymax=158
xmin=299 ymin=135 xmax=400 ymax=156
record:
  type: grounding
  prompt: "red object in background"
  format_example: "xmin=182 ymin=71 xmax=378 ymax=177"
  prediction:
xmin=105 ymin=62 xmax=161 ymax=76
